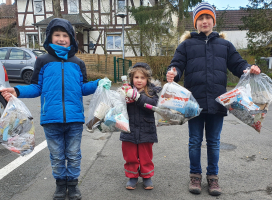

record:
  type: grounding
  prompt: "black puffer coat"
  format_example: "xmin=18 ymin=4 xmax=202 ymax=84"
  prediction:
xmin=120 ymin=84 xmax=161 ymax=144
xmin=168 ymin=31 xmax=250 ymax=116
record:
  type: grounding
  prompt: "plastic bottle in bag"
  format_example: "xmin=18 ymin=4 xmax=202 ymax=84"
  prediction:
xmin=121 ymin=75 xmax=134 ymax=103
xmin=144 ymin=103 xmax=185 ymax=125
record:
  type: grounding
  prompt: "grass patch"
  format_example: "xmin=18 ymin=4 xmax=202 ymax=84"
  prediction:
xmin=227 ymin=82 xmax=237 ymax=87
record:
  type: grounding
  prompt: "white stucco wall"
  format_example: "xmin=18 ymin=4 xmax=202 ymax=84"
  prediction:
xmin=224 ymin=30 xmax=248 ymax=49
xmin=17 ymin=0 xmax=27 ymax=12
xmin=45 ymin=0 xmax=53 ymax=12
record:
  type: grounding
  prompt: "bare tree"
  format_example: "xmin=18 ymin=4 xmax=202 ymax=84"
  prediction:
xmin=52 ymin=0 xmax=62 ymax=18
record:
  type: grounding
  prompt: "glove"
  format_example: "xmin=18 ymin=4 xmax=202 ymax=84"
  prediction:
xmin=126 ymin=88 xmax=140 ymax=101
xmin=98 ymin=78 xmax=111 ymax=90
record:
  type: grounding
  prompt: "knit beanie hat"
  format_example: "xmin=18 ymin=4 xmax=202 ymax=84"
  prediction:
xmin=193 ymin=2 xmax=216 ymax=29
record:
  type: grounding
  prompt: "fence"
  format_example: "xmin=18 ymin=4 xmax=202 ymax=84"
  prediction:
xmin=75 ymin=54 xmax=172 ymax=82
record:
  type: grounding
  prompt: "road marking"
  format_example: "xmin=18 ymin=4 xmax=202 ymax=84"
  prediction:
xmin=0 ymin=140 xmax=47 ymax=180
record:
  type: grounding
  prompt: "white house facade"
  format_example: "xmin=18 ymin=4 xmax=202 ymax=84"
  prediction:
xmin=16 ymin=0 xmax=153 ymax=56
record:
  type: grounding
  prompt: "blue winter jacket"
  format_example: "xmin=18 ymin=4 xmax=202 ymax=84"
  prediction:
xmin=168 ymin=31 xmax=250 ymax=116
xmin=15 ymin=18 xmax=99 ymax=125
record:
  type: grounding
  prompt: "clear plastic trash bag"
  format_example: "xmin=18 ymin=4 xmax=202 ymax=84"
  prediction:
xmin=156 ymin=82 xmax=202 ymax=126
xmin=216 ymin=69 xmax=272 ymax=132
xmin=86 ymin=85 xmax=130 ymax=133
xmin=0 ymin=95 xmax=35 ymax=156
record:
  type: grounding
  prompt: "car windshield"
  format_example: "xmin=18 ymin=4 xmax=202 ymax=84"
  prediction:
xmin=32 ymin=50 xmax=46 ymax=57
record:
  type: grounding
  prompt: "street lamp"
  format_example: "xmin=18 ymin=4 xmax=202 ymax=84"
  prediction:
xmin=116 ymin=14 xmax=126 ymax=59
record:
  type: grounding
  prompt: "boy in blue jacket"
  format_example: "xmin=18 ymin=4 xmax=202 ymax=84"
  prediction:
xmin=0 ymin=18 xmax=108 ymax=200
xmin=166 ymin=2 xmax=260 ymax=196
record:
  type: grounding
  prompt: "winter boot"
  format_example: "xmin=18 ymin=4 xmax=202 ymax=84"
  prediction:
xmin=143 ymin=178 xmax=154 ymax=190
xmin=53 ymin=179 xmax=67 ymax=200
xmin=67 ymin=179 xmax=82 ymax=200
xmin=189 ymin=173 xmax=202 ymax=194
xmin=126 ymin=178 xmax=138 ymax=190
xmin=207 ymin=175 xmax=222 ymax=196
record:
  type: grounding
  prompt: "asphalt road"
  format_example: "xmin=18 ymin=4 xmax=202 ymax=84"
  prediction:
xmin=0 ymin=82 xmax=272 ymax=200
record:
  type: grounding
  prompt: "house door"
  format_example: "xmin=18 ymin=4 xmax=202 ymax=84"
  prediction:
xmin=27 ymin=34 xmax=39 ymax=49
xmin=76 ymin=32 xmax=84 ymax=53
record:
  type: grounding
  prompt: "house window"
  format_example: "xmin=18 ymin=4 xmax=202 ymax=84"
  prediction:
xmin=68 ymin=0 xmax=79 ymax=14
xmin=107 ymin=35 xmax=121 ymax=50
xmin=27 ymin=34 xmax=39 ymax=49
xmin=117 ymin=0 xmax=126 ymax=14
xmin=34 ymin=0 xmax=44 ymax=15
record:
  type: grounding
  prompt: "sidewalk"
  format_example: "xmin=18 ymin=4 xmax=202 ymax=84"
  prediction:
xmin=10 ymin=103 xmax=272 ymax=200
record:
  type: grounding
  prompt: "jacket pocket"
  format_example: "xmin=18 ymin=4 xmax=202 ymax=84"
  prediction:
xmin=143 ymin=117 xmax=156 ymax=133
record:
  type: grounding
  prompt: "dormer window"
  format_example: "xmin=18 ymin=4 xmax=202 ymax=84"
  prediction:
xmin=68 ymin=0 xmax=79 ymax=14
xmin=34 ymin=0 xmax=44 ymax=15
xmin=117 ymin=0 xmax=126 ymax=14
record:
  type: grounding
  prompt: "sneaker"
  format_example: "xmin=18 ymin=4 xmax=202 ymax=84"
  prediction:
xmin=126 ymin=178 xmax=138 ymax=190
xmin=143 ymin=178 xmax=154 ymax=190
xmin=189 ymin=174 xmax=202 ymax=194
xmin=207 ymin=175 xmax=222 ymax=196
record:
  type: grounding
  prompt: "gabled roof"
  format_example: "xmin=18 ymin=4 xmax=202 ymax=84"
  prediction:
xmin=0 ymin=4 xmax=16 ymax=18
xmin=33 ymin=14 xmax=92 ymax=29
xmin=184 ymin=9 xmax=249 ymax=31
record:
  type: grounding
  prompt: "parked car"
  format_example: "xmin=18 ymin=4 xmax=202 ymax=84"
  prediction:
xmin=0 ymin=47 xmax=38 ymax=84
xmin=0 ymin=63 xmax=10 ymax=118
xmin=32 ymin=49 xmax=47 ymax=57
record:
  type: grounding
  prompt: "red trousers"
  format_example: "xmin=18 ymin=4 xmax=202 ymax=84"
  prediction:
xmin=122 ymin=141 xmax=154 ymax=178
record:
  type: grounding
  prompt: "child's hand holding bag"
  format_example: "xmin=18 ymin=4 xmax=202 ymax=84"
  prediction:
xmin=0 ymin=92 xmax=35 ymax=156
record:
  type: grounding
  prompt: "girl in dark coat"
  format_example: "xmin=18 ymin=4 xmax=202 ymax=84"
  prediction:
xmin=120 ymin=62 xmax=162 ymax=190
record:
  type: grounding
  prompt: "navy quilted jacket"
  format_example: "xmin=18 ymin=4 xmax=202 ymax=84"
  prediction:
xmin=15 ymin=18 xmax=99 ymax=125
xmin=120 ymin=84 xmax=161 ymax=144
xmin=168 ymin=31 xmax=250 ymax=116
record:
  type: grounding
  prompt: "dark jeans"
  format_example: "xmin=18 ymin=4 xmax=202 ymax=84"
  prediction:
xmin=43 ymin=122 xmax=83 ymax=181
xmin=188 ymin=113 xmax=224 ymax=175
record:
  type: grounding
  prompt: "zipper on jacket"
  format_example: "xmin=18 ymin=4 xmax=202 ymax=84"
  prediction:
xmin=205 ymin=36 xmax=209 ymax=44
xmin=62 ymin=60 xmax=66 ymax=123
xmin=42 ymin=96 xmax=46 ymax=114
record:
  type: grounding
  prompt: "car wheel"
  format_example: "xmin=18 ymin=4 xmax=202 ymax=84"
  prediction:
xmin=23 ymin=70 xmax=33 ymax=84
xmin=0 ymin=94 xmax=7 ymax=118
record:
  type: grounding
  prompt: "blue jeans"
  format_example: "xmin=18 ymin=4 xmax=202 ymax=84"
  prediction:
xmin=188 ymin=113 xmax=224 ymax=175
xmin=43 ymin=122 xmax=83 ymax=181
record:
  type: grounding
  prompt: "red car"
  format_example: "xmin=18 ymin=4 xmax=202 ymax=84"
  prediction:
xmin=0 ymin=63 xmax=10 ymax=117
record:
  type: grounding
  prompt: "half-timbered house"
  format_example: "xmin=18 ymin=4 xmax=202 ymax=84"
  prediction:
xmin=16 ymin=0 xmax=154 ymax=56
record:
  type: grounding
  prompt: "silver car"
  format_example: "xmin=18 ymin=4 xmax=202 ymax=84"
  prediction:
xmin=0 ymin=63 xmax=10 ymax=117
xmin=0 ymin=47 xmax=38 ymax=84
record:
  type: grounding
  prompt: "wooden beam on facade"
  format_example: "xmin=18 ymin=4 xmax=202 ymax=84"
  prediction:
xmin=125 ymin=29 xmax=137 ymax=56
xmin=22 ymin=0 xmax=30 ymax=27
xmin=130 ymin=0 xmax=135 ymax=7
xmin=93 ymin=30 xmax=103 ymax=54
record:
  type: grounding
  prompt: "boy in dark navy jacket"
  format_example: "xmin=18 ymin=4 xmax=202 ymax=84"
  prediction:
xmin=166 ymin=2 xmax=260 ymax=196
xmin=0 ymin=18 xmax=106 ymax=200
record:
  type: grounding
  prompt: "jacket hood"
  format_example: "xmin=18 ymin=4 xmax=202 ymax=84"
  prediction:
xmin=179 ymin=31 xmax=226 ymax=43
xmin=43 ymin=18 xmax=78 ymax=53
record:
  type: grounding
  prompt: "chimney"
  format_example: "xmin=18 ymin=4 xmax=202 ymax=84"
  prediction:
xmin=212 ymin=5 xmax=216 ymax=11
xmin=6 ymin=0 xmax=12 ymax=5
